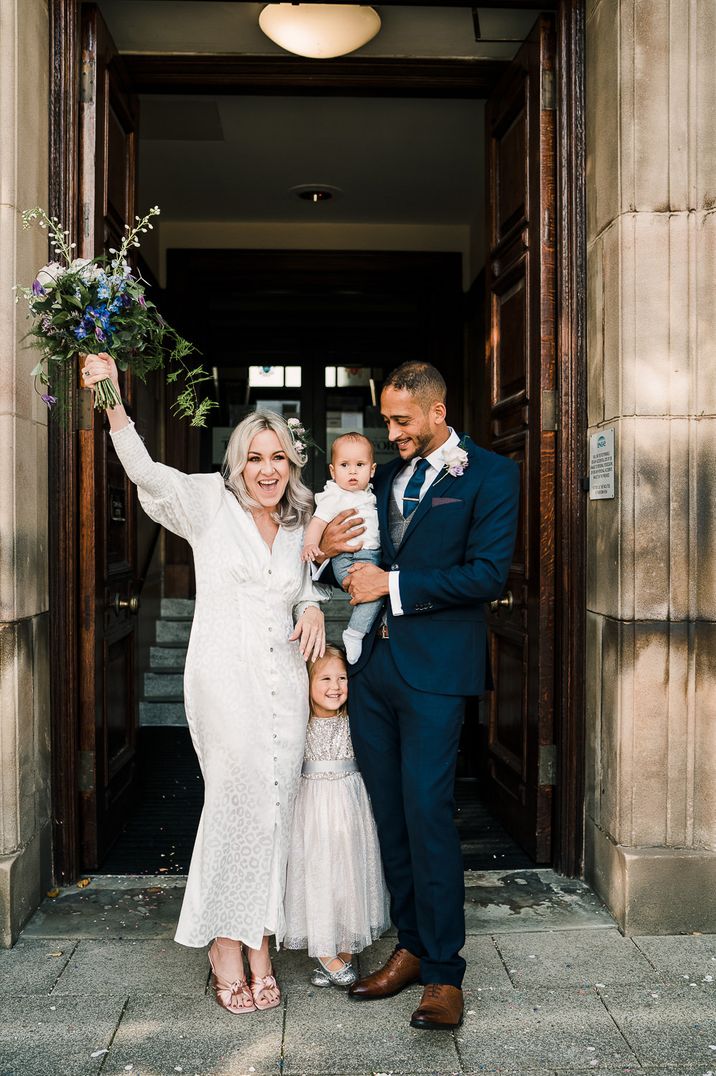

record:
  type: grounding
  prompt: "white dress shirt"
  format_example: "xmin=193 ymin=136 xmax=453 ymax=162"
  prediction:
xmin=387 ymin=427 xmax=460 ymax=616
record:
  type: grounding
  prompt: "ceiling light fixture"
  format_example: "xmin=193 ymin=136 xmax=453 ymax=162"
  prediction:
xmin=259 ymin=3 xmax=381 ymax=60
xmin=290 ymin=184 xmax=342 ymax=204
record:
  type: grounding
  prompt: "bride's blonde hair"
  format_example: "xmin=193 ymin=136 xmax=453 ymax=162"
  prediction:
xmin=222 ymin=410 xmax=314 ymax=529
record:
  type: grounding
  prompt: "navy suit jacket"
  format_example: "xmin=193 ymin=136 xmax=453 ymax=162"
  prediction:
xmin=336 ymin=434 xmax=520 ymax=697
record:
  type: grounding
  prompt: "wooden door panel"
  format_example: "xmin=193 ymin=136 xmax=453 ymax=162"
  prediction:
xmin=78 ymin=4 xmax=140 ymax=869
xmin=491 ymin=262 xmax=528 ymax=407
xmin=484 ymin=15 xmax=557 ymax=863
xmin=493 ymin=107 xmax=527 ymax=244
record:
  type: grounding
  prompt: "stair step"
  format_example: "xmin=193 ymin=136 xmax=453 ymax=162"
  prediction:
xmin=161 ymin=598 xmax=195 ymax=619
xmin=157 ymin=620 xmax=192 ymax=645
xmin=139 ymin=701 xmax=188 ymax=728
xmin=144 ymin=672 xmax=184 ymax=699
xmin=150 ymin=646 xmax=187 ymax=669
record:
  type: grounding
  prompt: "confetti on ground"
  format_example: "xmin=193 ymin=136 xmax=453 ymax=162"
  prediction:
xmin=77 ymin=878 xmax=91 ymax=889
xmin=47 ymin=951 xmax=64 ymax=958
xmin=46 ymin=888 xmax=60 ymax=898
xmin=90 ymin=1049 xmax=109 ymax=1058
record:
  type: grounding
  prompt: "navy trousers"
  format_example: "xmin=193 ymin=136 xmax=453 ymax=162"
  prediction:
xmin=350 ymin=638 xmax=466 ymax=987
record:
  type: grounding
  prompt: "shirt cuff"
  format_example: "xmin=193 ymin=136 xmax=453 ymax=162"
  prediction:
xmin=388 ymin=570 xmax=404 ymax=616
xmin=311 ymin=559 xmax=330 ymax=581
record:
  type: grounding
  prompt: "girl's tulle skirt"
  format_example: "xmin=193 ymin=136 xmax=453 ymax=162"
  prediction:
xmin=284 ymin=773 xmax=390 ymax=956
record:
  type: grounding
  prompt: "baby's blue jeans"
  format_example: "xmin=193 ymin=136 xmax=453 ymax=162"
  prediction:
xmin=332 ymin=548 xmax=383 ymax=636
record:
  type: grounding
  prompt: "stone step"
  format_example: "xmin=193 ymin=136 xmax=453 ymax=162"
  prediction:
xmin=144 ymin=672 xmax=184 ymax=700
xmin=161 ymin=598 xmax=195 ymax=619
xmin=150 ymin=646 xmax=187 ymax=670
xmin=156 ymin=619 xmax=192 ymax=645
xmin=139 ymin=701 xmax=188 ymax=728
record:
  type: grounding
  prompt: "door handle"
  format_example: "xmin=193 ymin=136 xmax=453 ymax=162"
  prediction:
xmin=489 ymin=591 xmax=514 ymax=614
xmin=111 ymin=594 xmax=140 ymax=615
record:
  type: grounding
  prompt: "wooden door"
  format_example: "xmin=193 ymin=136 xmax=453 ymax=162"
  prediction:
xmin=483 ymin=15 xmax=557 ymax=862
xmin=77 ymin=4 xmax=140 ymax=868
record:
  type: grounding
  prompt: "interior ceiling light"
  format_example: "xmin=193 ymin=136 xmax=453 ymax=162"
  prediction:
xmin=290 ymin=184 xmax=342 ymax=204
xmin=259 ymin=4 xmax=381 ymax=60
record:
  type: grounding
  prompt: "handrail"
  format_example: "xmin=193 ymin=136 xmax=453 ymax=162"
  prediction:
xmin=135 ymin=523 xmax=162 ymax=597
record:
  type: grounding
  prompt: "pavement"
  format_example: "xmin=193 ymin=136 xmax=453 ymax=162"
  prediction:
xmin=1 ymin=870 xmax=714 ymax=1076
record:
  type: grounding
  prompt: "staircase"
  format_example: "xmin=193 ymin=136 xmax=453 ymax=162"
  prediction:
xmin=139 ymin=598 xmax=192 ymax=727
xmin=139 ymin=592 xmax=351 ymax=727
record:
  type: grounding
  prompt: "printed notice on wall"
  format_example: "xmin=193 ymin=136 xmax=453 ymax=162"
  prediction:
xmin=589 ymin=427 xmax=615 ymax=500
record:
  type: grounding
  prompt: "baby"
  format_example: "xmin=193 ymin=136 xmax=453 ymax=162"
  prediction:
xmin=302 ymin=433 xmax=382 ymax=663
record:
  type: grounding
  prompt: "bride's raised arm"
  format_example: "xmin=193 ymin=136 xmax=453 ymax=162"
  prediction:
xmin=82 ymin=352 xmax=223 ymax=544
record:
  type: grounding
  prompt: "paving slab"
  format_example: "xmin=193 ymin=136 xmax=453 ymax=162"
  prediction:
xmin=454 ymin=987 xmax=639 ymax=1072
xmin=464 ymin=872 xmax=615 ymax=935
xmin=52 ymin=939 xmax=209 ymax=997
xmin=0 ymin=993 xmax=127 ymax=1076
xmin=282 ymin=985 xmax=460 ymax=1074
xmin=0 ymin=938 xmax=77 ymax=996
xmin=494 ymin=929 xmax=657 ymax=988
xmin=597 ymin=983 xmax=716 ymax=1067
xmin=633 ymin=934 xmax=716 ymax=984
xmin=21 ymin=877 xmax=186 ymax=940
xmin=102 ymin=993 xmax=283 ymax=1075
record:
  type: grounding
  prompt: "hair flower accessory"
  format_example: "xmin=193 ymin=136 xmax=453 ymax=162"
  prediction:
xmin=286 ymin=416 xmax=323 ymax=465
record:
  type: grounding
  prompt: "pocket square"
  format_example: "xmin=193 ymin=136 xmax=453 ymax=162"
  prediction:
xmin=432 ymin=496 xmax=463 ymax=506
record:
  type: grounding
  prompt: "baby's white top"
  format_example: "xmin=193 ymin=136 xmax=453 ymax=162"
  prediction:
xmin=313 ymin=480 xmax=380 ymax=550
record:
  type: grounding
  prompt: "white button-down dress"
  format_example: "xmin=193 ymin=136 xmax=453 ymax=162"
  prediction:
xmin=111 ymin=423 xmax=324 ymax=949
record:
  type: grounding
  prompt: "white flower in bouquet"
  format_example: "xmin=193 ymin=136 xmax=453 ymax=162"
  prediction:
xmin=36 ymin=262 xmax=66 ymax=289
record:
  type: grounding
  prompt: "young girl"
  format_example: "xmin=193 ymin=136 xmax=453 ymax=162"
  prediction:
xmin=284 ymin=646 xmax=390 ymax=986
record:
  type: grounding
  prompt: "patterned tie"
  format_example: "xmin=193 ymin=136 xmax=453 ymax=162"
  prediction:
xmin=402 ymin=458 xmax=430 ymax=518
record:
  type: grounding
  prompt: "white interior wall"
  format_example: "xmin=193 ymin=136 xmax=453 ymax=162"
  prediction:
xmin=150 ymin=220 xmax=476 ymax=289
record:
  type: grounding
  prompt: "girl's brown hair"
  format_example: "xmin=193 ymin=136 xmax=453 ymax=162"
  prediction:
xmin=308 ymin=645 xmax=348 ymax=718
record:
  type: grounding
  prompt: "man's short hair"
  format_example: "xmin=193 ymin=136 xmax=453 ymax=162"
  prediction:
xmin=330 ymin=431 xmax=375 ymax=463
xmin=383 ymin=362 xmax=447 ymax=409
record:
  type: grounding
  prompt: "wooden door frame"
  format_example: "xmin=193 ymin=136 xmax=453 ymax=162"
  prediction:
xmin=48 ymin=0 xmax=586 ymax=881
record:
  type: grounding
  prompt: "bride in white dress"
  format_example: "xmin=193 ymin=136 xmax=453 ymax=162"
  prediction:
xmin=82 ymin=352 xmax=326 ymax=1016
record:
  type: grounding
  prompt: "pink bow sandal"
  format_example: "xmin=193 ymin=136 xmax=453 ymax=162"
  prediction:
xmin=249 ymin=967 xmax=281 ymax=1011
xmin=208 ymin=940 xmax=256 ymax=1015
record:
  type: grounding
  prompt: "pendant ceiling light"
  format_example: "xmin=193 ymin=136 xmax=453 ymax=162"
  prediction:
xmin=258 ymin=4 xmax=382 ymax=60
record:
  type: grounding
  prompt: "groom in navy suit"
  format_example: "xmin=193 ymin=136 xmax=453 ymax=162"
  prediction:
xmin=317 ymin=362 xmax=519 ymax=1030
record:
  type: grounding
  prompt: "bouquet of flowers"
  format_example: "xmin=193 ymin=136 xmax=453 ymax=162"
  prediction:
xmin=16 ymin=206 xmax=216 ymax=426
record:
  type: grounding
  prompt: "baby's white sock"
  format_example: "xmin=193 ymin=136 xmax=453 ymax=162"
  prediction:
xmin=342 ymin=627 xmax=365 ymax=665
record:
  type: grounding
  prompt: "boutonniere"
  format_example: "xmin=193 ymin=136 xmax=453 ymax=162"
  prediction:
xmin=435 ymin=440 xmax=469 ymax=485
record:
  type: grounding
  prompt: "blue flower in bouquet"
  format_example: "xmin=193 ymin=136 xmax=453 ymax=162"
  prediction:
xmin=32 ymin=279 xmax=46 ymax=297
xmin=96 ymin=273 xmax=111 ymax=300
xmin=74 ymin=324 xmax=88 ymax=340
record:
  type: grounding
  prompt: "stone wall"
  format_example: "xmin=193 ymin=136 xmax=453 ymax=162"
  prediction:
xmin=0 ymin=0 xmax=51 ymax=946
xmin=585 ymin=0 xmax=716 ymax=933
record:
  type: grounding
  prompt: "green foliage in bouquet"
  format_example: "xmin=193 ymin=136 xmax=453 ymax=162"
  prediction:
xmin=17 ymin=207 xmax=217 ymax=427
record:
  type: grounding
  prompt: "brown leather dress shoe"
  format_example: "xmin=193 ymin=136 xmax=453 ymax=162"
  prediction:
xmin=348 ymin=946 xmax=421 ymax=1000
xmin=410 ymin=984 xmax=464 ymax=1030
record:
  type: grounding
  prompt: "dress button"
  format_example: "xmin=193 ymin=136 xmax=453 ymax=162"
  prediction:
xmin=270 ymin=647 xmax=273 ymax=653
xmin=268 ymin=569 xmax=272 ymax=575
xmin=275 ymin=802 xmax=280 ymax=807
xmin=271 ymin=690 xmax=275 ymax=696
xmin=273 ymin=734 xmax=277 ymax=739
xmin=391 ymin=564 xmax=399 ymax=570
xmin=268 ymin=627 xmax=272 ymax=633
xmin=274 ymin=780 xmax=278 ymax=786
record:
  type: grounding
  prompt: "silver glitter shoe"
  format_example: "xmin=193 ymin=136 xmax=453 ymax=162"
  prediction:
xmin=311 ymin=957 xmax=359 ymax=989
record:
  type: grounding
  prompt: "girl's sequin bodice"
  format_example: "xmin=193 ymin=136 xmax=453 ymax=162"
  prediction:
xmin=303 ymin=715 xmax=355 ymax=779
